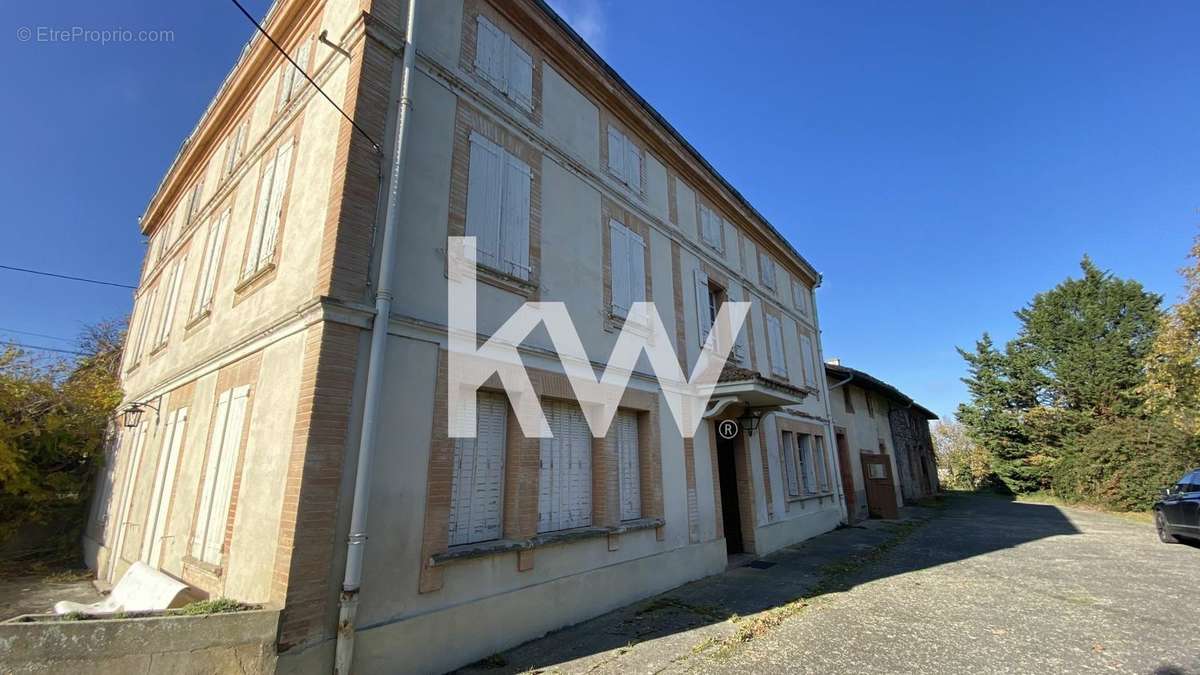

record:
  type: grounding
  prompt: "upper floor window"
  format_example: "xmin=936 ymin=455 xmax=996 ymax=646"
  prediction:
xmin=276 ymin=39 xmax=312 ymax=112
xmin=760 ymin=252 xmax=777 ymax=291
xmin=842 ymin=386 xmax=855 ymax=414
xmin=475 ymin=16 xmax=533 ymax=112
xmin=126 ymin=287 xmax=156 ymax=369
xmin=693 ymin=271 xmax=747 ymax=364
xmin=865 ymin=392 xmax=876 ymax=418
xmin=184 ymin=181 xmax=205 ymax=228
xmin=608 ymin=219 xmax=646 ymax=319
xmin=449 ymin=392 xmax=508 ymax=546
xmin=793 ymin=280 xmax=811 ymax=315
xmin=191 ymin=208 xmax=230 ymax=319
xmin=699 ymin=204 xmax=723 ymax=253
xmin=766 ymin=313 xmax=787 ymax=378
xmin=606 ymin=126 xmax=642 ymax=191
xmin=152 ymin=255 xmax=187 ymax=350
xmin=465 ymin=131 xmax=531 ymax=281
xmin=221 ymin=119 xmax=250 ymax=179
xmin=799 ymin=333 xmax=818 ymax=389
xmin=242 ymin=139 xmax=295 ymax=280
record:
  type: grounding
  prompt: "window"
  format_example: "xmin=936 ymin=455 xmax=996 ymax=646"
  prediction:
xmin=814 ymin=435 xmax=830 ymax=493
xmin=109 ymin=422 xmax=149 ymax=580
xmin=448 ymin=392 xmax=507 ymax=546
xmin=191 ymin=385 xmax=250 ymax=565
xmin=153 ymin=256 xmax=186 ymax=349
xmin=798 ymin=434 xmax=816 ymax=494
xmin=141 ymin=407 xmax=187 ymax=568
xmin=609 ymin=220 xmax=646 ymax=319
xmin=799 ymin=333 xmax=817 ymax=388
xmin=616 ymin=410 xmax=641 ymax=521
xmin=694 ymin=270 xmax=715 ymax=346
xmin=793 ymin=280 xmax=810 ymax=315
xmin=538 ymin=400 xmax=591 ymax=532
xmin=243 ymin=140 xmax=295 ymax=280
xmin=128 ymin=287 xmax=156 ymax=366
xmin=781 ymin=431 xmax=801 ymax=497
xmin=222 ymin=120 xmax=250 ymax=179
xmin=184 ymin=182 xmax=205 ymax=227
xmin=475 ymin=16 xmax=533 ymax=111
xmin=465 ymin=131 xmax=531 ymax=280
xmin=867 ymin=462 xmax=886 ymax=480
xmin=760 ymin=252 xmax=777 ymax=290
xmin=191 ymin=209 xmax=229 ymax=319
xmin=766 ymin=314 xmax=787 ymax=378
xmin=843 ymin=386 xmax=855 ymax=414
xmin=276 ymin=39 xmax=311 ymax=111
xmin=699 ymin=204 xmax=723 ymax=252
xmin=865 ymin=393 xmax=875 ymax=418
xmin=606 ymin=126 xmax=642 ymax=191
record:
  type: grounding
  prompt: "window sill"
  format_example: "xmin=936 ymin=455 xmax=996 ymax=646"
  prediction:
xmin=234 ymin=262 xmax=276 ymax=294
xmin=785 ymin=492 xmax=836 ymax=505
xmin=474 ymin=264 xmax=536 ymax=297
xmin=430 ymin=517 xmax=664 ymax=567
xmin=181 ymin=555 xmax=222 ymax=578
xmin=184 ymin=308 xmax=212 ymax=331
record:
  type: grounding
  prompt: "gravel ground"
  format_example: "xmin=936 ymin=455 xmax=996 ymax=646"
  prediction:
xmin=458 ymin=493 xmax=1199 ymax=674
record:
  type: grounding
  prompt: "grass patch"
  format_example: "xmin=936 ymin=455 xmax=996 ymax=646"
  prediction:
xmin=174 ymin=597 xmax=252 ymax=615
xmin=43 ymin=568 xmax=93 ymax=584
xmin=1011 ymin=492 xmax=1153 ymax=524
xmin=636 ymin=596 xmax=726 ymax=622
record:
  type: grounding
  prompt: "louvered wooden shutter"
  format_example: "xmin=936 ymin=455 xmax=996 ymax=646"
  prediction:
xmin=500 ymin=152 xmax=532 ymax=280
xmin=694 ymin=269 xmax=712 ymax=346
xmin=244 ymin=155 xmax=278 ymax=276
xmin=192 ymin=389 xmax=229 ymax=561
xmin=760 ymin=252 xmax=775 ymax=289
xmin=781 ymin=431 xmax=800 ymax=497
xmin=293 ymin=40 xmax=311 ymax=97
xmin=607 ymin=126 xmax=624 ymax=180
xmin=465 ymin=132 xmax=503 ymax=270
xmin=539 ymin=401 xmax=591 ymax=532
xmin=156 ymin=258 xmax=185 ymax=346
xmin=799 ymin=435 xmax=816 ymax=494
xmin=508 ymin=41 xmax=533 ymax=110
xmin=628 ymin=228 xmax=646 ymax=308
xmin=258 ymin=141 xmax=293 ymax=267
xmin=609 ymin=220 xmax=629 ymax=317
xmin=109 ymin=423 xmax=149 ymax=580
xmin=475 ymin=16 xmax=505 ymax=88
xmin=814 ymin=436 xmax=830 ymax=492
xmin=767 ymin=314 xmax=787 ymax=377
xmin=143 ymin=408 xmax=187 ymax=567
xmin=800 ymin=334 xmax=817 ymax=387
xmin=625 ymin=142 xmax=641 ymax=190
xmin=448 ymin=392 xmax=507 ymax=546
xmin=193 ymin=385 xmax=249 ymax=563
xmin=617 ymin=411 xmax=641 ymax=520
xmin=194 ymin=209 xmax=229 ymax=316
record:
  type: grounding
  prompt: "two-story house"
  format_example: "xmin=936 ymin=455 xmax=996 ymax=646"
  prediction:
xmin=84 ymin=0 xmax=851 ymax=671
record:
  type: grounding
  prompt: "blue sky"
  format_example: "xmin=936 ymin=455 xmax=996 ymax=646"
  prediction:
xmin=2 ymin=1 xmax=1197 ymax=420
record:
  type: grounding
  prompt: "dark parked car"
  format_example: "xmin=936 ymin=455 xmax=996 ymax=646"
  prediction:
xmin=1155 ymin=469 xmax=1200 ymax=544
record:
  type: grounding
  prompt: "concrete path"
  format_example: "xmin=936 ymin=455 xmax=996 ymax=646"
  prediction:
xmin=457 ymin=493 xmax=1199 ymax=674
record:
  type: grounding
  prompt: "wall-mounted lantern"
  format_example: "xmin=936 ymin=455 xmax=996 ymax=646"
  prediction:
xmin=121 ymin=401 xmax=159 ymax=428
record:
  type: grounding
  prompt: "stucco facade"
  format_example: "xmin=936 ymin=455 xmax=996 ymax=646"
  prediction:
xmin=85 ymin=1 xmax=857 ymax=672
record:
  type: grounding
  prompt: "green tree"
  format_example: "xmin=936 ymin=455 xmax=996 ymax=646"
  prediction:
xmin=0 ymin=320 xmax=125 ymax=566
xmin=930 ymin=420 xmax=993 ymax=490
xmin=1141 ymin=232 xmax=1200 ymax=435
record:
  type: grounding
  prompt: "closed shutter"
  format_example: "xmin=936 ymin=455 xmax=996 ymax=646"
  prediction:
xmin=793 ymin=280 xmax=808 ymax=314
xmin=800 ymin=334 xmax=817 ymax=387
xmin=108 ymin=423 xmax=149 ymax=580
xmin=193 ymin=385 xmax=250 ymax=564
xmin=760 ymin=252 xmax=775 ymax=289
xmin=733 ymin=292 xmax=750 ymax=364
xmin=781 ymin=431 xmax=800 ymax=496
xmin=814 ymin=436 xmax=830 ymax=492
xmin=292 ymin=40 xmax=311 ymax=97
xmin=448 ymin=392 xmax=507 ymax=546
xmin=767 ymin=314 xmax=787 ymax=377
xmin=143 ymin=407 xmax=187 ymax=567
xmin=193 ymin=209 xmax=229 ymax=316
xmin=694 ymin=269 xmax=712 ymax=346
xmin=465 ymin=132 xmax=504 ymax=270
xmin=258 ymin=141 xmax=293 ymax=267
xmin=539 ymin=401 xmax=591 ymax=532
xmin=700 ymin=205 xmax=722 ymax=251
xmin=244 ymin=155 xmax=278 ymax=277
xmin=133 ymin=288 xmax=156 ymax=362
xmin=625 ymin=141 xmax=641 ymax=190
xmin=628 ymin=228 xmax=646 ymax=309
xmin=475 ymin=16 xmax=505 ymax=88
xmin=617 ymin=411 xmax=641 ymax=520
xmin=500 ymin=152 xmax=532 ymax=280
xmin=507 ymin=41 xmax=533 ymax=111
xmin=156 ymin=258 xmax=185 ymax=347
xmin=609 ymin=220 xmax=630 ymax=317
xmin=607 ymin=126 xmax=624 ymax=180
xmin=798 ymin=435 xmax=816 ymax=494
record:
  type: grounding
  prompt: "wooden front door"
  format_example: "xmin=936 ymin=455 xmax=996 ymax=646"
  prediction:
xmin=835 ymin=431 xmax=857 ymax=522
xmin=861 ymin=452 xmax=898 ymax=519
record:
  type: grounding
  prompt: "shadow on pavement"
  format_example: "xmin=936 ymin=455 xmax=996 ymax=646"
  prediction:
xmin=454 ymin=492 xmax=1083 ymax=673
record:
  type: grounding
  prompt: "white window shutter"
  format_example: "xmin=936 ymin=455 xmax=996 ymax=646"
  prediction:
xmin=475 ymin=16 xmax=505 ymax=89
xmin=507 ymin=41 xmax=533 ymax=111
xmin=465 ymin=132 xmax=503 ymax=270
xmin=500 ymin=153 xmax=532 ymax=280
xmin=628 ymin=228 xmax=646 ymax=308
xmin=539 ymin=401 xmax=591 ymax=532
xmin=760 ymin=252 xmax=775 ymax=290
xmin=607 ymin=126 xmax=624 ymax=180
xmin=815 ymin=436 xmax=830 ymax=492
xmin=625 ymin=142 xmax=641 ymax=190
xmin=156 ymin=258 xmax=185 ymax=346
xmin=258 ymin=141 xmax=294 ymax=267
xmin=800 ymin=334 xmax=817 ymax=387
xmin=203 ymin=385 xmax=249 ymax=563
xmin=694 ymin=269 xmax=712 ymax=346
xmin=448 ymin=392 xmax=507 ymax=546
xmin=798 ymin=435 xmax=814 ymax=494
xmin=293 ymin=40 xmax=311 ymax=95
xmin=609 ymin=220 xmax=629 ymax=317
xmin=192 ymin=389 xmax=230 ymax=561
xmin=144 ymin=407 xmax=187 ymax=567
xmin=768 ymin=314 xmax=787 ymax=377
xmin=781 ymin=431 xmax=800 ymax=497
xmin=245 ymin=156 xmax=278 ymax=277
xmin=195 ymin=208 xmax=229 ymax=316
xmin=617 ymin=411 xmax=641 ymax=520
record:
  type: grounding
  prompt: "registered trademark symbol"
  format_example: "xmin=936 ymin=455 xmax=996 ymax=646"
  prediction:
xmin=717 ymin=419 xmax=739 ymax=440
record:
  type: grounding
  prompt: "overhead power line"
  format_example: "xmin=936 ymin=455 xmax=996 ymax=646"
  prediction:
xmin=1 ymin=341 xmax=87 ymax=356
xmin=0 ymin=327 xmax=76 ymax=343
xmin=0 ymin=264 xmax=136 ymax=290
xmin=228 ymin=0 xmax=382 ymax=155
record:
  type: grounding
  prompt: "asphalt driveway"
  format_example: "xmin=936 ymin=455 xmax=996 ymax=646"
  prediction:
xmin=459 ymin=493 xmax=1199 ymax=674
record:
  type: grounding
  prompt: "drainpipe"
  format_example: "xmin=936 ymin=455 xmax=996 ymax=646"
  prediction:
xmin=334 ymin=1 xmax=419 ymax=672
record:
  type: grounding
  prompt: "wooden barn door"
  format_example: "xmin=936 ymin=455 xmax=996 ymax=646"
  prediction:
xmin=861 ymin=452 xmax=898 ymax=519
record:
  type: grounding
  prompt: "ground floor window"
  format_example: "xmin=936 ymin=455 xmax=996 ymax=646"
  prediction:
xmin=781 ymin=431 xmax=801 ymax=497
xmin=616 ymin=410 xmax=641 ymax=520
xmin=191 ymin=384 xmax=250 ymax=565
xmin=539 ymin=400 xmax=592 ymax=532
xmin=448 ymin=392 xmax=508 ymax=546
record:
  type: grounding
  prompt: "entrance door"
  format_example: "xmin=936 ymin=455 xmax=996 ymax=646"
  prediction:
xmin=861 ymin=452 xmax=898 ymax=519
xmin=835 ymin=431 xmax=856 ymax=522
xmin=716 ymin=435 xmax=744 ymax=554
